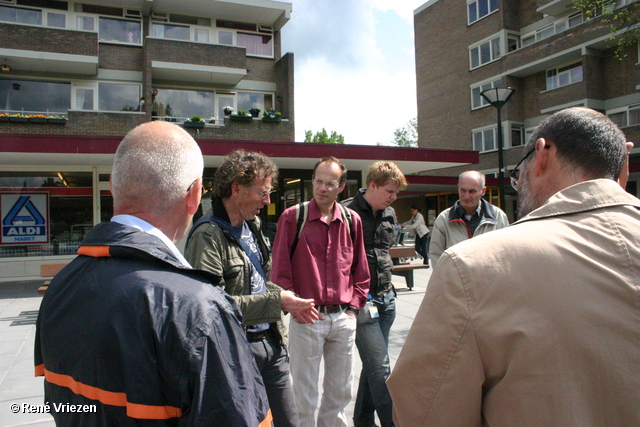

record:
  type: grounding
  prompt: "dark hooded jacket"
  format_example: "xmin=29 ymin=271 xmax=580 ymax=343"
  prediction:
xmin=35 ymin=221 xmax=270 ymax=426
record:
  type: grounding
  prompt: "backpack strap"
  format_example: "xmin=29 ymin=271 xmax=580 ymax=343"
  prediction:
xmin=290 ymin=201 xmax=309 ymax=258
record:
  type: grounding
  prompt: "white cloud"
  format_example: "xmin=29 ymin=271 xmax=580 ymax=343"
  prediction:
xmin=282 ymin=0 xmax=423 ymax=145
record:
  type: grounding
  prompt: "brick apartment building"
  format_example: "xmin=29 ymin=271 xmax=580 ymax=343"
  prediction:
xmin=0 ymin=0 xmax=476 ymax=280
xmin=413 ymin=0 xmax=640 ymax=221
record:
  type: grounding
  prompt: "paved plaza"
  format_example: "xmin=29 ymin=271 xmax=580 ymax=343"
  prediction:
xmin=0 ymin=263 xmax=433 ymax=426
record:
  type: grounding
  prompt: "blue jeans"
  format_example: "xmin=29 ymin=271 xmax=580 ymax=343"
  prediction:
xmin=353 ymin=290 xmax=396 ymax=427
xmin=415 ymin=233 xmax=429 ymax=265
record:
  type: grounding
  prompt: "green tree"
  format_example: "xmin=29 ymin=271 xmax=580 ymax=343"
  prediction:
xmin=391 ymin=117 xmax=418 ymax=147
xmin=304 ymin=128 xmax=345 ymax=144
xmin=573 ymin=0 xmax=640 ymax=58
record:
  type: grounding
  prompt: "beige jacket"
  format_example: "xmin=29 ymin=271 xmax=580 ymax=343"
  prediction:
xmin=429 ymin=198 xmax=508 ymax=267
xmin=388 ymin=179 xmax=640 ymax=426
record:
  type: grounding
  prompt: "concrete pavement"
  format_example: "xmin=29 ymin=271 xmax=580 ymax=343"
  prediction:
xmin=0 ymin=263 xmax=433 ymax=426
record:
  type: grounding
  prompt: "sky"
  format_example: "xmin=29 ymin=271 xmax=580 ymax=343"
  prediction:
xmin=280 ymin=0 xmax=425 ymax=146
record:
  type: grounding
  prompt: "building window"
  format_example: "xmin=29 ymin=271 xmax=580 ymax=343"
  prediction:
xmin=99 ymin=17 xmax=141 ymax=44
xmin=216 ymin=20 xmax=274 ymax=57
xmin=151 ymin=88 xmax=215 ymax=120
xmin=521 ymin=12 xmax=583 ymax=47
xmin=151 ymin=23 xmax=190 ymax=41
xmin=511 ymin=124 xmax=524 ymax=147
xmin=471 ymin=79 xmax=502 ymax=109
xmin=98 ymin=83 xmax=140 ymax=112
xmin=467 ymin=0 xmax=499 ymax=25
xmin=0 ymin=5 xmax=42 ymax=25
xmin=237 ymin=92 xmax=274 ymax=114
xmin=608 ymin=104 xmax=640 ymax=128
xmin=473 ymin=128 xmax=496 ymax=152
xmin=546 ymin=62 xmax=583 ymax=90
xmin=0 ymin=79 xmax=70 ymax=115
xmin=74 ymin=87 xmax=94 ymax=110
xmin=470 ymin=36 xmax=501 ymax=69
xmin=0 ymin=171 xmax=94 ymax=258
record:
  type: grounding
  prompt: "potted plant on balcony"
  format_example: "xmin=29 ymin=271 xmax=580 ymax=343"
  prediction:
xmin=28 ymin=114 xmax=48 ymax=123
xmin=47 ymin=115 xmax=67 ymax=124
xmin=262 ymin=111 xmax=282 ymax=123
xmin=249 ymin=107 xmax=261 ymax=118
xmin=184 ymin=115 xmax=205 ymax=128
xmin=223 ymin=106 xmax=233 ymax=116
xmin=0 ymin=114 xmax=9 ymax=122
xmin=230 ymin=109 xmax=254 ymax=122
xmin=8 ymin=114 xmax=28 ymax=123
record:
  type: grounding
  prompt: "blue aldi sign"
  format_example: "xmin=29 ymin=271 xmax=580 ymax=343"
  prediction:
xmin=1 ymin=193 xmax=49 ymax=245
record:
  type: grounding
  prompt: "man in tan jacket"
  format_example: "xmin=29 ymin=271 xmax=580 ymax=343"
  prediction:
xmin=388 ymin=107 xmax=640 ymax=426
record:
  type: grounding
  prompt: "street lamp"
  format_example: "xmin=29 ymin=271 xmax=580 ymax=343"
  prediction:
xmin=480 ymin=87 xmax=515 ymax=211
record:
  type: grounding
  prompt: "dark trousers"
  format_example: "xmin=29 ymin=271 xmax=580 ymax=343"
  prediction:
xmin=353 ymin=290 xmax=396 ymax=427
xmin=249 ymin=328 xmax=299 ymax=427
xmin=415 ymin=233 xmax=429 ymax=265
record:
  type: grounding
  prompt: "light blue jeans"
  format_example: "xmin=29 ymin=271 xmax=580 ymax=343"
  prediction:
xmin=353 ymin=290 xmax=396 ymax=427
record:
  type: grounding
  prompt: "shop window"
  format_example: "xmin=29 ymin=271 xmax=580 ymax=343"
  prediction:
xmin=0 ymin=171 xmax=93 ymax=258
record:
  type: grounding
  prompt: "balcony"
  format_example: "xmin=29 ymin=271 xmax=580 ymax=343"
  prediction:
xmin=0 ymin=23 xmax=98 ymax=76
xmin=147 ymin=38 xmax=247 ymax=85
xmin=537 ymin=0 xmax=574 ymax=16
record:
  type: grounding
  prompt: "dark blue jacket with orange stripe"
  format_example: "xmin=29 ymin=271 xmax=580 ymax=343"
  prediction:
xmin=35 ymin=221 xmax=271 ymax=426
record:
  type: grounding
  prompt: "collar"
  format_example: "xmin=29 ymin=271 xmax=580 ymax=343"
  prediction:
xmin=111 ymin=214 xmax=192 ymax=268
xmin=307 ymin=198 xmax=345 ymax=223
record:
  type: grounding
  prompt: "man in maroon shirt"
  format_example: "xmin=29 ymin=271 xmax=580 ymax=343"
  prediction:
xmin=271 ymin=157 xmax=370 ymax=427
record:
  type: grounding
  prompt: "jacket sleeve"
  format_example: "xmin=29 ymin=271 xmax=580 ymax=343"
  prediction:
xmin=185 ymin=224 xmax=282 ymax=326
xmin=429 ymin=212 xmax=447 ymax=268
xmin=349 ymin=210 xmax=371 ymax=309
xmin=176 ymin=287 xmax=271 ymax=426
xmin=497 ymin=209 xmax=510 ymax=229
xmin=387 ymin=251 xmax=484 ymax=427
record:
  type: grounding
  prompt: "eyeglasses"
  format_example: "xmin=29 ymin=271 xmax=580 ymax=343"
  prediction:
xmin=186 ymin=178 xmax=206 ymax=196
xmin=252 ymin=188 xmax=276 ymax=198
xmin=510 ymin=144 xmax=550 ymax=191
xmin=313 ymin=179 xmax=340 ymax=190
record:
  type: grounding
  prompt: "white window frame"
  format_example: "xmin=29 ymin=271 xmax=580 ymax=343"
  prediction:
xmin=72 ymin=84 xmax=97 ymax=111
xmin=510 ymin=123 xmax=525 ymax=148
xmin=472 ymin=126 xmax=497 ymax=153
xmin=546 ymin=62 xmax=583 ymax=90
xmin=607 ymin=104 xmax=640 ymax=128
xmin=471 ymin=78 xmax=502 ymax=110
xmin=214 ymin=21 xmax=274 ymax=58
xmin=520 ymin=12 xmax=584 ymax=47
xmin=467 ymin=0 xmax=499 ymax=25
xmin=469 ymin=34 xmax=501 ymax=70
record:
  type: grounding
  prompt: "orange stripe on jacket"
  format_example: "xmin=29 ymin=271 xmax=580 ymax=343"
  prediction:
xmin=40 ymin=367 xmax=182 ymax=419
xmin=259 ymin=410 xmax=273 ymax=427
xmin=77 ymin=246 xmax=111 ymax=257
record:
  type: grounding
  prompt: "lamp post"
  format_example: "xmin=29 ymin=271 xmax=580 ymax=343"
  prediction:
xmin=480 ymin=87 xmax=515 ymax=211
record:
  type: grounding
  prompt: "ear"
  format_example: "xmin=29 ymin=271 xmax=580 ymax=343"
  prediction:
xmin=186 ymin=178 xmax=202 ymax=215
xmin=231 ymin=181 xmax=242 ymax=196
xmin=480 ymin=186 xmax=487 ymax=196
xmin=338 ymin=181 xmax=347 ymax=194
xmin=533 ymin=138 xmax=551 ymax=176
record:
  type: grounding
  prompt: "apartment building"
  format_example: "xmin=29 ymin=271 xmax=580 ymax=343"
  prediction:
xmin=414 ymin=0 xmax=640 ymax=219
xmin=0 ymin=0 xmax=297 ymax=276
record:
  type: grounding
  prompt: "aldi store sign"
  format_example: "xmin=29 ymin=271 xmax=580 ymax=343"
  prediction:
xmin=1 ymin=193 xmax=49 ymax=244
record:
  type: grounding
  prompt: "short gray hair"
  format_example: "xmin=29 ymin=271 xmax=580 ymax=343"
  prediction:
xmin=458 ymin=170 xmax=486 ymax=188
xmin=112 ymin=122 xmax=203 ymax=215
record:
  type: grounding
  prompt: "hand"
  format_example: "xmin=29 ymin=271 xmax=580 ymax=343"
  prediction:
xmin=618 ymin=141 xmax=634 ymax=188
xmin=280 ymin=291 xmax=319 ymax=324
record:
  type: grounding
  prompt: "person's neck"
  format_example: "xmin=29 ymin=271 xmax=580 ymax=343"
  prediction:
xmin=463 ymin=203 xmax=479 ymax=216
xmin=362 ymin=191 xmax=379 ymax=216
xmin=221 ymin=198 xmax=244 ymax=227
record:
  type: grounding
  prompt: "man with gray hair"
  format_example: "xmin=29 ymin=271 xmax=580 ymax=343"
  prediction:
xmin=429 ymin=170 xmax=508 ymax=266
xmin=388 ymin=107 xmax=640 ymax=426
xmin=35 ymin=122 xmax=271 ymax=426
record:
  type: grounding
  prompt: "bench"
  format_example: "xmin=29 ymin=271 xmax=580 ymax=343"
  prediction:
xmin=38 ymin=262 xmax=68 ymax=294
xmin=390 ymin=246 xmax=429 ymax=290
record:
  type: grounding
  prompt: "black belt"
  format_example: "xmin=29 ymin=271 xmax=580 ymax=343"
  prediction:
xmin=246 ymin=330 xmax=268 ymax=342
xmin=317 ymin=304 xmax=349 ymax=314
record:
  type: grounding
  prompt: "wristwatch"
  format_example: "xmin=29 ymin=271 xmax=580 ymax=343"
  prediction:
xmin=347 ymin=305 xmax=360 ymax=315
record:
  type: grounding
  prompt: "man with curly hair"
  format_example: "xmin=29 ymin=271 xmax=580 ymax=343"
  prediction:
xmin=185 ymin=149 xmax=318 ymax=427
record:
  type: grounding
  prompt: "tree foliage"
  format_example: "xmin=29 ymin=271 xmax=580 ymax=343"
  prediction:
xmin=573 ymin=0 xmax=640 ymax=58
xmin=304 ymin=128 xmax=345 ymax=144
xmin=391 ymin=118 xmax=418 ymax=147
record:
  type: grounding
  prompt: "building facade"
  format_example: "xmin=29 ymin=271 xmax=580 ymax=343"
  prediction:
xmin=414 ymin=0 xmax=640 ymax=219
xmin=0 ymin=0 xmax=296 ymax=278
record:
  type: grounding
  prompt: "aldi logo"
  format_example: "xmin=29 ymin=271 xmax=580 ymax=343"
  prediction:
xmin=1 ymin=193 xmax=49 ymax=245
